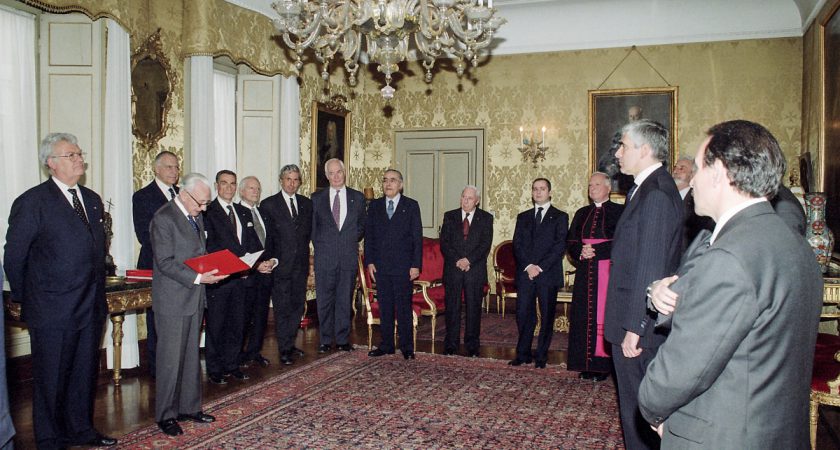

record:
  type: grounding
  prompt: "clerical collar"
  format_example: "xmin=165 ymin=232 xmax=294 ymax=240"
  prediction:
xmin=594 ymin=201 xmax=604 ymax=207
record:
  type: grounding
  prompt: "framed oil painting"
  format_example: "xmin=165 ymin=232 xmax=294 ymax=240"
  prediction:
xmin=588 ymin=87 xmax=678 ymax=193
xmin=310 ymin=97 xmax=351 ymax=192
xmin=821 ymin=2 xmax=840 ymax=238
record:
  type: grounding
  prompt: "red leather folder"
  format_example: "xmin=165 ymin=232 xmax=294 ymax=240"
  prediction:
xmin=125 ymin=269 xmax=153 ymax=280
xmin=184 ymin=249 xmax=251 ymax=276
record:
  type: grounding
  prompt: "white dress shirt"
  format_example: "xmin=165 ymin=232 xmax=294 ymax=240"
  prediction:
xmin=330 ymin=186 xmax=348 ymax=229
xmin=52 ymin=177 xmax=87 ymax=217
xmin=216 ymin=197 xmax=242 ymax=243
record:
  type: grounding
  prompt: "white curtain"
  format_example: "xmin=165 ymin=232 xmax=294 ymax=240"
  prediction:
xmin=0 ymin=6 xmax=40 ymax=261
xmin=187 ymin=56 xmax=215 ymax=179
xmin=102 ymin=19 xmax=138 ymax=369
xmin=280 ymin=75 xmax=301 ymax=167
xmin=213 ymin=70 xmax=237 ymax=178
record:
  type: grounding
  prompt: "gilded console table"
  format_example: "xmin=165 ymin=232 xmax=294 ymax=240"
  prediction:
xmin=4 ymin=278 xmax=152 ymax=386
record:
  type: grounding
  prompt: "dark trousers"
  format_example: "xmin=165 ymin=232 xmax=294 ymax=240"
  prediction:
xmin=154 ymin=311 xmax=203 ymax=422
xmin=205 ymin=278 xmax=245 ymax=375
xmin=314 ymin=266 xmax=356 ymax=346
xmin=515 ymin=279 xmax=558 ymax=362
xmin=145 ymin=307 xmax=157 ymax=375
xmin=443 ymin=274 xmax=484 ymax=353
xmin=240 ymin=274 xmax=273 ymax=362
xmin=611 ymin=343 xmax=661 ymax=450
xmin=376 ymin=273 xmax=414 ymax=353
xmin=272 ymin=269 xmax=308 ymax=354
xmin=29 ymin=321 xmax=102 ymax=449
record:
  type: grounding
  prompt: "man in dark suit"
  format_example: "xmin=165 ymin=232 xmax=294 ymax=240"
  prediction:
xmin=509 ymin=178 xmax=569 ymax=369
xmin=132 ymin=150 xmax=180 ymax=377
xmin=604 ymin=119 xmax=684 ymax=450
xmin=311 ymin=158 xmax=365 ymax=353
xmin=150 ymin=173 xmax=227 ymax=437
xmin=439 ymin=185 xmax=493 ymax=357
xmin=4 ymin=133 xmax=116 ymax=448
xmin=365 ymin=169 xmax=423 ymax=360
xmin=259 ymin=165 xmax=312 ymax=365
xmin=640 ymin=120 xmax=822 ymax=448
xmin=674 ymin=156 xmax=714 ymax=248
xmin=237 ymin=176 xmax=279 ymax=368
xmin=203 ymin=170 xmax=261 ymax=384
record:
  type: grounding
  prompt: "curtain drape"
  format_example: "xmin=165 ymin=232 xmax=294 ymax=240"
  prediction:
xmin=213 ymin=70 xmax=237 ymax=180
xmin=280 ymin=75 xmax=301 ymax=168
xmin=187 ymin=56 xmax=215 ymax=180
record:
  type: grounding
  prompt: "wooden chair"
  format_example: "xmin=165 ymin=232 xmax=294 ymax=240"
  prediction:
xmin=492 ymin=240 xmax=517 ymax=317
xmin=412 ymin=237 xmax=446 ymax=344
xmin=809 ymin=279 xmax=840 ymax=449
xmin=357 ymin=253 xmax=419 ymax=350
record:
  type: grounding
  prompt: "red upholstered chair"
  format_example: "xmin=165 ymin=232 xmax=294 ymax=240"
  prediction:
xmin=358 ymin=253 xmax=419 ymax=350
xmin=809 ymin=286 xmax=840 ymax=449
xmin=493 ymin=240 xmax=517 ymax=317
xmin=412 ymin=238 xmax=446 ymax=344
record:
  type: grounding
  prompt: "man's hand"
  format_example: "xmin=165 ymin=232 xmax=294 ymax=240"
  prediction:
xmin=409 ymin=268 xmax=420 ymax=280
xmin=256 ymin=260 xmax=274 ymax=274
xmin=200 ymin=269 xmax=228 ymax=284
xmin=526 ymin=265 xmax=541 ymax=280
xmin=367 ymin=264 xmax=377 ymax=283
xmin=650 ymin=275 xmax=679 ymax=315
xmin=621 ymin=331 xmax=642 ymax=358
xmin=455 ymin=257 xmax=471 ymax=272
xmin=580 ymin=243 xmax=595 ymax=260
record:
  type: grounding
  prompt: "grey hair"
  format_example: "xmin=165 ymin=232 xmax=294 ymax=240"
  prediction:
xmin=385 ymin=168 xmax=403 ymax=182
xmin=324 ymin=158 xmax=344 ymax=173
xmin=462 ymin=184 xmax=481 ymax=201
xmin=280 ymin=164 xmax=301 ymax=179
xmin=180 ymin=173 xmax=211 ymax=192
xmin=39 ymin=132 xmax=78 ymax=167
xmin=154 ymin=151 xmax=178 ymax=166
xmin=591 ymin=171 xmax=610 ymax=182
xmin=621 ymin=119 xmax=669 ymax=163
xmin=238 ymin=176 xmax=261 ymax=193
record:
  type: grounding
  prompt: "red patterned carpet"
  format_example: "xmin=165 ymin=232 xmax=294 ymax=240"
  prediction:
xmin=416 ymin=311 xmax=569 ymax=351
xmin=118 ymin=351 xmax=623 ymax=449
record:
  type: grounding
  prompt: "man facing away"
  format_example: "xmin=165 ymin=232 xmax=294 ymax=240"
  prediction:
xmin=509 ymin=178 xmax=569 ymax=369
xmin=566 ymin=172 xmax=624 ymax=381
xmin=640 ymin=120 xmax=822 ymax=449
xmin=365 ymin=169 xmax=423 ymax=360
xmin=5 ymin=133 xmax=116 ymax=448
xmin=150 ymin=173 xmax=227 ymax=437
xmin=439 ymin=185 xmax=493 ymax=357
xmin=604 ymin=119 xmax=684 ymax=450
xmin=132 ymin=150 xmax=180 ymax=377
xmin=259 ymin=164 xmax=312 ymax=365
xmin=311 ymin=158 xmax=366 ymax=353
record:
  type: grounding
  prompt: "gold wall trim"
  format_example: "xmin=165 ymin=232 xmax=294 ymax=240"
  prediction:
xmin=22 ymin=0 xmax=131 ymax=33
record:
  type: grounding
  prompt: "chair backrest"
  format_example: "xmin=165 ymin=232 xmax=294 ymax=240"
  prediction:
xmin=417 ymin=237 xmax=444 ymax=283
xmin=357 ymin=253 xmax=375 ymax=305
xmin=493 ymin=239 xmax=516 ymax=280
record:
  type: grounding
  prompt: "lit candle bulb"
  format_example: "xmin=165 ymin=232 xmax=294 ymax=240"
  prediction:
xmin=519 ymin=126 xmax=524 ymax=144
xmin=541 ymin=126 xmax=546 ymax=144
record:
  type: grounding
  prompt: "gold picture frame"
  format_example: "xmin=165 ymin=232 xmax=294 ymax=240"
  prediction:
xmin=588 ymin=87 xmax=678 ymax=193
xmin=131 ymin=29 xmax=175 ymax=152
xmin=310 ymin=95 xmax=351 ymax=192
xmin=819 ymin=0 xmax=840 ymax=235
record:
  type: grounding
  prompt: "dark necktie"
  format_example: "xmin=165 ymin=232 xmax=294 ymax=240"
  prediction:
xmin=387 ymin=199 xmax=395 ymax=219
xmin=463 ymin=212 xmax=470 ymax=240
xmin=68 ymin=188 xmax=89 ymax=228
xmin=627 ymin=184 xmax=638 ymax=202
xmin=289 ymin=197 xmax=298 ymax=221
xmin=188 ymin=215 xmax=200 ymax=236
xmin=535 ymin=206 xmax=544 ymax=224
xmin=332 ymin=190 xmax=341 ymax=227
xmin=227 ymin=205 xmax=236 ymax=230
xmin=168 ymin=187 xmax=176 ymax=200
xmin=252 ymin=207 xmax=266 ymax=246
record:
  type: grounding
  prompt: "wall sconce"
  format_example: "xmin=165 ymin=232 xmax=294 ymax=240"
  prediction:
xmin=518 ymin=126 xmax=548 ymax=167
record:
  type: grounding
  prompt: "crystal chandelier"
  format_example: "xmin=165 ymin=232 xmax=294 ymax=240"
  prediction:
xmin=271 ymin=0 xmax=506 ymax=99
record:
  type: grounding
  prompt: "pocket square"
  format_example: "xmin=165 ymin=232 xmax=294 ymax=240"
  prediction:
xmin=247 ymin=222 xmax=254 ymax=227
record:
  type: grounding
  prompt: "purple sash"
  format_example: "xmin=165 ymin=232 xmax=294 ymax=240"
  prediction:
xmin=583 ymin=238 xmax=612 ymax=358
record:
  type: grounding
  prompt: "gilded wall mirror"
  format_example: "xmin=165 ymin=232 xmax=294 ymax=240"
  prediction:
xmin=131 ymin=30 xmax=173 ymax=150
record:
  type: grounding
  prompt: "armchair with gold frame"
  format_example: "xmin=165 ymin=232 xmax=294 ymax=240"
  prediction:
xmin=358 ymin=253 xmax=419 ymax=350
xmin=809 ymin=278 xmax=840 ymax=449
xmin=412 ymin=238 xmax=446 ymax=345
xmin=492 ymin=240 xmax=516 ymax=317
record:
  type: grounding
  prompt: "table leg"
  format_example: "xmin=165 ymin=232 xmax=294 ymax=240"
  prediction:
xmin=110 ymin=313 xmax=125 ymax=386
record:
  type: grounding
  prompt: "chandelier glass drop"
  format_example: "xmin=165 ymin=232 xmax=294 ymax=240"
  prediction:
xmin=271 ymin=0 xmax=506 ymax=99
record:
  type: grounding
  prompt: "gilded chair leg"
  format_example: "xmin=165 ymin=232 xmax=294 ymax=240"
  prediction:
xmin=430 ymin=315 xmax=436 ymax=342
xmin=810 ymin=397 xmax=818 ymax=450
xmin=501 ymin=297 xmax=506 ymax=318
xmin=368 ymin=324 xmax=372 ymax=350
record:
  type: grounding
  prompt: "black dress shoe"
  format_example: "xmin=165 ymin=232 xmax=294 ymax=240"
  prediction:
xmin=368 ymin=348 xmax=394 ymax=357
xmin=253 ymin=355 xmax=271 ymax=367
xmin=591 ymin=373 xmax=609 ymax=382
xmin=442 ymin=349 xmax=456 ymax=356
xmin=467 ymin=350 xmax=480 ymax=358
xmin=318 ymin=344 xmax=332 ymax=354
xmin=402 ymin=351 xmax=415 ymax=360
xmin=579 ymin=371 xmax=594 ymax=380
xmin=508 ymin=357 xmax=532 ymax=366
xmin=85 ymin=432 xmax=118 ymax=447
xmin=227 ymin=369 xmax=249 ymax=381
xmin=158 ymin=418 xmax=183 ymax=437
xmin=336 ymin=343 xmax=354 ymax=351
xmin=280 ymin=353 xmax=294 ymax=365
xmin=178 ymin=411 xmax=216 ymax=423
xmin=291 ymin=346 xmax=306 ymax=357
xmin=208 ymin=374 xmax=227 ymax=385
xmin=534 ymin=360 xmax=547 ymax=369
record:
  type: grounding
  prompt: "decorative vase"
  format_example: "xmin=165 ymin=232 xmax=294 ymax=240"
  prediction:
xmin=805 ymin=192 xmax=835 ymax=273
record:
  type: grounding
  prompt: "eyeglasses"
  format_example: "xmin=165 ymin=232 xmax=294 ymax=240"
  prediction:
xmin=50 ymin=152 xmax=86 ymax=162
xmin=184 ymin=189 xmax=210 ymax=207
